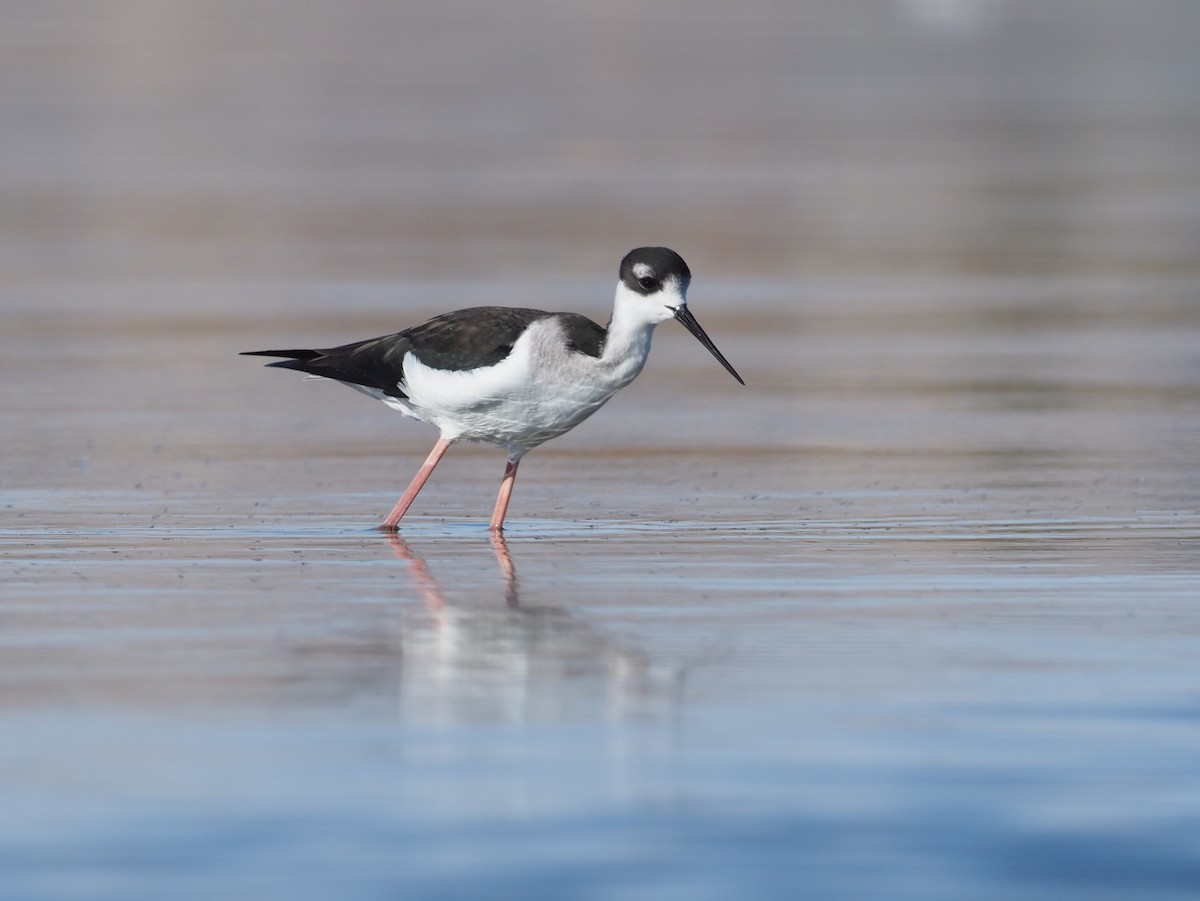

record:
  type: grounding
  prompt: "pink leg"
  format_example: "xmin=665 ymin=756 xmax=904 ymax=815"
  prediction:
xmin=489 ymin=457 xmax=521 ymax=533
xmin=379 ymin=437 xmax=452 ymax=531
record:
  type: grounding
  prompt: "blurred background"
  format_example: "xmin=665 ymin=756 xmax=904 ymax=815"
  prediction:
xmin=3 ymin=2 xmax=1200 ymax=898
xmin=4 ymin=0 xmax=1197 ymax=284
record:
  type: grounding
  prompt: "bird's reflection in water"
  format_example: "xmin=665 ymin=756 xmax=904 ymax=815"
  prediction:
xmin=385 ymin=533 xmax=681 ymax=726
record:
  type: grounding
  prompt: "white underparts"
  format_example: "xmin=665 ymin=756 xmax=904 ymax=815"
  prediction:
xmin=344 ymin=278 xmax=685 ymax=456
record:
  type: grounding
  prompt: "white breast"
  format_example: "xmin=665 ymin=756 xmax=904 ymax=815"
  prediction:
xmin=388 ymin=318 xmax=630 ymax=454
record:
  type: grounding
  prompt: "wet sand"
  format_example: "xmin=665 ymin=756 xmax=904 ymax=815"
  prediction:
xmin=3 ymin=2 xmax=1200 ymax=898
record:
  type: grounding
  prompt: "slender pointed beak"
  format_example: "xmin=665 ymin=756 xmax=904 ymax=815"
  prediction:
xmin=673 ymin=305 xmax=745 ymax=385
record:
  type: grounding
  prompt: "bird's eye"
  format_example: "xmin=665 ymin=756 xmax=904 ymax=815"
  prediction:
xmin=637 ymin=275 xmax=657 ymax=291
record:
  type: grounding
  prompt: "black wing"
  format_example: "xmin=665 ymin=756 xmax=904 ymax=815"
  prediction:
xmin=241 ymin=307 xmax=557 ymax=399
xmin=554 ymin=312 xmax=606 ymax=359
xmin=398 ymin=307 xmax=556 ymax=371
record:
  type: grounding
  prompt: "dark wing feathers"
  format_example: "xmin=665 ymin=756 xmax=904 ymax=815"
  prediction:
xmin=242 ymin=334 xmax=413 ymax=398
xmin=241 ymin=348 xmax=322 ymax=362
xmin=242 ymin=306 xmax=607 ymax=399
xmin=555 ymin=313 xmax=606 ymax=359
xmin=398 ymin=307 xmax=552 ymax=371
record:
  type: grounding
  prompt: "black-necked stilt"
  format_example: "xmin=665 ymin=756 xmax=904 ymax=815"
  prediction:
xmin=243 ymin=246 xmax=743 ymax=532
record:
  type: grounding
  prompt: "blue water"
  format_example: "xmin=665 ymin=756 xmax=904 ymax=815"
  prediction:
xmin=3 ymin=512 xmax=1199 ymax=899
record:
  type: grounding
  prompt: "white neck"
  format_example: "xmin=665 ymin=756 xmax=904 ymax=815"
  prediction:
xmin=599 ymin=280 xmax=679 ymax=387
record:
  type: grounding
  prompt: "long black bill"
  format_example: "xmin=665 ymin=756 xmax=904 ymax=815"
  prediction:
xmin=674 ymin=305 xmax=745 ymax=385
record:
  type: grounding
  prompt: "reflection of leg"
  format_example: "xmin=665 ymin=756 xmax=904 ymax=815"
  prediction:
xmin=384 ymin=533 xmax=446 ymax=610
xmin=489 ymin=456 xmax=521 ymax=533
xmin=379 ymin=437 xmax=452 ymax=531
xmin=490 ymin=531 xmax=519 ymax=607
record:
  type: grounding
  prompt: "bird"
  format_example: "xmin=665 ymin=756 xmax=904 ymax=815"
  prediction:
xmin=242 ymin=246 xmax=743 ymax=532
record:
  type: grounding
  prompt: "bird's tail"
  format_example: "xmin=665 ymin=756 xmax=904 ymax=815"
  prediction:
xmin=240 ymin=349 xmax=330 ymax=377
xmin=240 ymin=346 xmax=406 ymax=397
xmin=240 ymin=349 xmax=321 ymax=361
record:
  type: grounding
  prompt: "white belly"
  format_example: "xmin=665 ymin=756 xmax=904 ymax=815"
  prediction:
xmin=383 ymin=320 xmax=637 ymax=454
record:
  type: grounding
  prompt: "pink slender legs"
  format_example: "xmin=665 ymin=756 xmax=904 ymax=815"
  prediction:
xmin=489 ymin=457 xmax=521 ymax=533
xmin=378 ymin=438 xmax=522 ymax=533
xmin=378 ymin=437 xmax=452 ymax=531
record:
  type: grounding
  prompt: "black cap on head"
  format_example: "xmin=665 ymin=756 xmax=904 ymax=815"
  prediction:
xmin=618 ymin=247 xmax=743 ymax=385
xmin=619 ymin=247 xmax=691 ymax=296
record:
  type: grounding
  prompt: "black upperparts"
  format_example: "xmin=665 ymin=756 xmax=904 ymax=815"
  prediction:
xmin=397 ymin=307 xmax=550 ymax=371
xmin=241 ymin=335 xmax=413 ymax=398
xmin=405 ymin=308 xmax=606 ymax=363
xmin=555 ymin=312 xmax=606 ymax=359
xmin=242 ymin=306 xmax=608 ymax=398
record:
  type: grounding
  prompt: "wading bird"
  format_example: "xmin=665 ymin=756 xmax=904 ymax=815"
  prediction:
xmin=243 ymin=247 xmax=743 ymax=531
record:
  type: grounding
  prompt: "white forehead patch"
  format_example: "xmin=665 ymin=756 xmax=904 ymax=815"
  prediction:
xmin=632 ymin=262 xmax=655 ymax=281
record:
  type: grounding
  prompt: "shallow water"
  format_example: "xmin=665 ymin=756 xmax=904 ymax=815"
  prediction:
xmin=4 ymin=2 xmax=1200 ymax=898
